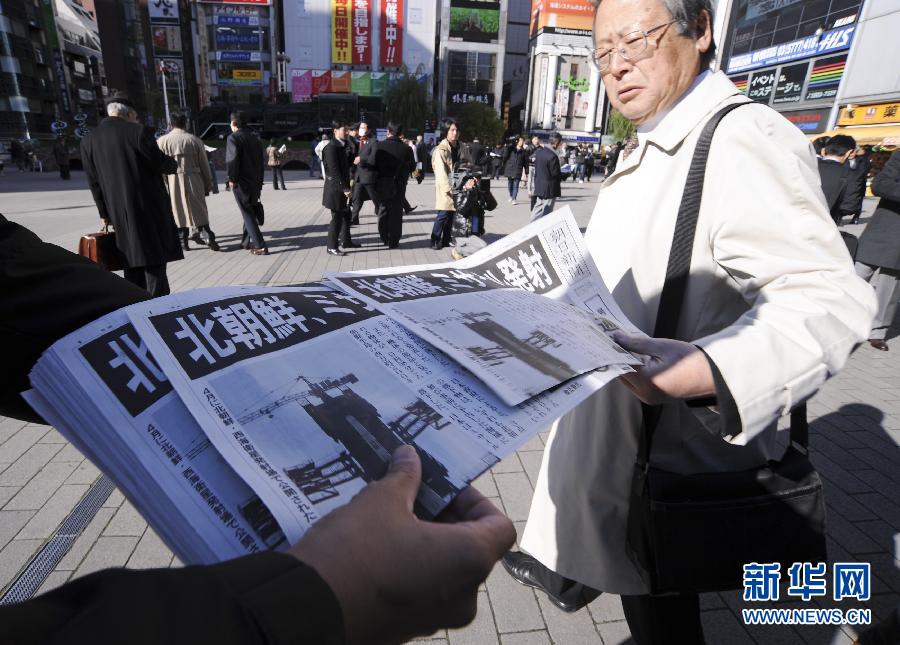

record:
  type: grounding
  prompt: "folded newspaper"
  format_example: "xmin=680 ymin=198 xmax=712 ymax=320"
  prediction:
xmin=25 ymin=209 xmax=641 ymax=565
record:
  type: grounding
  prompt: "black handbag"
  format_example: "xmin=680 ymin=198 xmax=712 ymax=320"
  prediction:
xmin=625 ymin=101 xmax=827 ymax=594
xmin=254 ymin=201 xmax=265 ymax=226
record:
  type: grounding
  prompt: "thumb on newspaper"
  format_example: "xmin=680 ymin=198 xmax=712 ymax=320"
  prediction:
xmin=384 ymin=445 xmax=422 ymax=512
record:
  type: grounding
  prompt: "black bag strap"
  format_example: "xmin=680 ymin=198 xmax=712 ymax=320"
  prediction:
xmin=637 ymin=100 xmax=809 ymax=471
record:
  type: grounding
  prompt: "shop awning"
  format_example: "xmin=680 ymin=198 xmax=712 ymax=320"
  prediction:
xmin=809 ymin=124 xmax=900 ymax=147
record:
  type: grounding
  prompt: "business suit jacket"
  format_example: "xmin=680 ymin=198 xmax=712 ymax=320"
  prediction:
xmin=531 ymin=146 xmax=561 ymax=199
xmin=321 ymin=138 xmax=351 ymax=211
xmin=857 ymin=150 xmax=900 ymax=270
xmin=369 ymin=136 xmax=415 ymax=200
xmin=841 ymin=154 xmax=871 ymax=216
xmin=355 ymin=137 xmax=378 ymax=185
xmin=521 ymin=71 xmax=875 ymax=595
xmin=80 ymin=118 xmax=183 ymax=268
xmin=226 ymin=128 xmax=265 ymax=199
xmin=817 ymin=157 xmax=848 ymax=220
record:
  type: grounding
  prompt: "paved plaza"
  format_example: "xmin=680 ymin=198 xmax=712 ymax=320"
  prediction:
xmin=1 ymin=170 xmax=898 ymax=644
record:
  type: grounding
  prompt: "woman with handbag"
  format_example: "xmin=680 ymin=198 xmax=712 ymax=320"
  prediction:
xmin=503 ymin=1 xmax=876 ymax=642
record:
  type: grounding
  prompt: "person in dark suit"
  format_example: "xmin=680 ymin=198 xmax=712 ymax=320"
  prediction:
xmin=415 ymin=135 xmax=429 ymax=176
xmin=80 ymin=93 xmax=183 ymax=297
xmin=350 ymin=121 xmax=379 ymax=226
xmin=0 ymin=216 xmax=515 ymax=645
xmin=322 ymin=120 xmax=355 ymax=256
xmin=226 ymin=112 xmax=267 ymax=255
xmin=842 ymin=146 xmax=871 ymax=225
xmin=365 ymin=122 xmax=415 ymax=248
xmin=502 ymin=137 xmax=529 ymax=205
xmin=816 ymin=134 xmax=856 ymax=225
xmin=855 ymin=150 xmax=900 ymax=351
xmin=530 ymin=131 xmax=563 ymax=221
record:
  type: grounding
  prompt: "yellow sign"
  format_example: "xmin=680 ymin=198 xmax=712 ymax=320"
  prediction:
xmin=332 ymin=0 xmax=352 ymax=65
xmin=233 ymin=69 xmax=262 ymax=80
xmin=837 ymin=102 xmax=900 ymax=126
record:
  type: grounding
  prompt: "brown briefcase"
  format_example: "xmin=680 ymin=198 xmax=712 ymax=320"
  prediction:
xmin=77 ymin=224 xmax=124 ymax=272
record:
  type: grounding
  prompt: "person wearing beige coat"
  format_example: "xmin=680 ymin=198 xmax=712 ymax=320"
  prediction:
xmin=157 ymin=114 xmax=218 ymax=251
xmin=430 ymin=121 xmax=460 ymax=249
xmin=503 ymin=0 xmax=877 ymax=642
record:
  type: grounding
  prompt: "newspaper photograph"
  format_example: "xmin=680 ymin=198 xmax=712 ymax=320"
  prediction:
xmin=26 ymin=309 xmax=286 ymax=564
xmin=126 ymin=286 xmax=623 ymax=535
xmin=328 ymin=208 xmax=642 ymax=406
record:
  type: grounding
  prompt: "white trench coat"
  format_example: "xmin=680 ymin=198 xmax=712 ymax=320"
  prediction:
xmin=520 ymin=71 xmax=877 ymax=595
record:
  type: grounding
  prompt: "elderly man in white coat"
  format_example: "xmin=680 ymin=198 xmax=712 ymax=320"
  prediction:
xmin=502 ymin=0 xmax=877 ymax=642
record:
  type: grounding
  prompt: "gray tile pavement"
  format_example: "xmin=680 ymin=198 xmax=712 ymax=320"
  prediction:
xmin=1 ymin=171 xmax=897 ymax=643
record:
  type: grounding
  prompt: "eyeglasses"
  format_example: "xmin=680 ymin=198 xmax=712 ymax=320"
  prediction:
xmin=589 ymin=19 xmax=681 ymax=72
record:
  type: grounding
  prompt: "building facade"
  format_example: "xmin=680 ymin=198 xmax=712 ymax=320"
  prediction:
xmin=53 ymin=0 xmax=104 ymax=129
xmin=523 ymin=0 xmax=606 ymax=141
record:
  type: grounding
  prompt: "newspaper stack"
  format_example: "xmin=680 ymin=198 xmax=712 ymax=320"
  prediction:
xmin=26 ymin=209 xmax=642 ymax=565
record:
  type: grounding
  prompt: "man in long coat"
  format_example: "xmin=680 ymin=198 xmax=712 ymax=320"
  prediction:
xmin=321 ymin=121 xmax=354 ymax=256
xmin=505 ymin=0 xmax=876 ymax=641
xmin=81 ymin=93 xmax=182 ymax=297
xmin=855 ymin=149 xmax=900 ymax=351
xmin=157 ymin=113 xmax=219 ymax=251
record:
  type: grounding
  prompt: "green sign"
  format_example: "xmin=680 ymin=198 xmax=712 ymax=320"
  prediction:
xmin=557 ymin=76 xmax=590 ymax=91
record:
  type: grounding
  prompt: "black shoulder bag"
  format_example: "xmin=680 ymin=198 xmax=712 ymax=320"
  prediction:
xmin=625 ymin=102 xmax=827 ymax=594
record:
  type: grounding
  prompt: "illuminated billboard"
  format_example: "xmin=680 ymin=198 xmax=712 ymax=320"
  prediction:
xmin=530 ymin=0 xmax=594 ymax=39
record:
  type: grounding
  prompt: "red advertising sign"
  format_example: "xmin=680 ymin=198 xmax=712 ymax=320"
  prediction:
xmin=380 ymin=0 xmax=403 ymax=68
xmin=352 ymin=0 xmax=372 ymax=66
xmin=312 ymin=70 xmax=332 ymax=95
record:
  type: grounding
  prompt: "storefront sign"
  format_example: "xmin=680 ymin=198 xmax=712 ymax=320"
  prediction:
xmin=804 ymin=54 xmax=846 ymax=102
xmin=291 ymin=69 xmax=313 ymax=102
xmin=747 ymin=69 xmax=776 ymax=103
xmin=233 ymin=69 xmax=262 ymax=81
xmin=726 ymin=25 xmax=855 ymax=74
xmin=772 ymin=61 xmax=807 ymax=105
xmin=370 ymin=71 xmax=388 ymax=96
xmin=352 ymin=0 xmax=371 ymax=66
xmin=217 ymin=51 xmax=262 ymax=62
xmin=312 ymin=69 xmax=332 ymax=95
xmin=782 ymin=108 xmax=831 ymax=134
xmin=331 ymin=70 xmax=351 ymax=92
xmin=530 ymin=0 xmax=594 ymax=38
xmin=351 ymin=71 xmax=371 ymax=95
xmin=448 ymin=92 xmax=493 ymax=106
xmin=380 ymin=0 xmax=403 ymax=68
xmin=332 ymin=0 xmax=352 ymax=65
xmin=148 ymin=0 xmax=179 ymax=24
xmin=215 ymin=15 xmax=260 ymax=26
xmin=838 ymin=102 xmax=900 ymax=126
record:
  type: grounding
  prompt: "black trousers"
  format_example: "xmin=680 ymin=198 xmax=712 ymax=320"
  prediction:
xmin=377 ymin=197 xmax=403 ymax=246
xmin=233 ymin=187 xmax=266 ymax=250
xmin=270 ymin=166 xmax=286 ymax=189
xmin=327 ymin=209 xmax=352 ymax=250
xmin=58 ymin=164 xmax=70 ymax=180
xmin=431 ymin=210 xmax=454 ymax=246
xmin=620 ymin=593 xmax=704 ymax=645
xmin=351 ymin=182 xmax=380 ymax=222
xmin=123 ymin=264 xmax=169 ymax=298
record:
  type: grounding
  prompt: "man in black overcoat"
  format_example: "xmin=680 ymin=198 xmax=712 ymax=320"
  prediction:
xmin=364 ymin=122 xmax=415 ymax=248
xmin=816 ymin=134 xmax=855 ymax=225
xmin=856 ymin=149 xmax=900 ymax=351
xmin=80 ymin=94 xmax=183 ymax=297
xmin=226 ymin=111 xmax=268 ymax=255
xmin=350 ymin=121 xmax=380 ymax=227
xmin=530 ymin=132 xmax=563 ymax=221
xmin=842 ymin=146 xmax=871 ymax=225
xmin=322 ymin=121 xmax=354 ymax=256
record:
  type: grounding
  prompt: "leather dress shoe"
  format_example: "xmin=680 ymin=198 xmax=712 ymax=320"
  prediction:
xmin=388 ymin=242 xmax=400 ymax=249
xmin=430 ymin=242 xmax=442 ymax=251
xmin=327 ymin=248 xmax=346 ymax=257
xmin=341 ymin=241 xmax=361 ymax=249
xmin=501 ymin=552 xmax=594 ymax=613
xmin=869 ymin=339 xmax=889 ymax=351
xmin=250 ymin=247 xmax=269 ymax=256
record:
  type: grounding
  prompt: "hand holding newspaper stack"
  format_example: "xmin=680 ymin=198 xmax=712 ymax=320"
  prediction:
xmin=26 ymin=209 xmax=642 ymax=565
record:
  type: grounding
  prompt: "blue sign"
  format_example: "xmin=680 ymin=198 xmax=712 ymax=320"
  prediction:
xmin=215 ymin=15 xmax=259 ymax=27
xmin=726 ymin=26 xmax=855 ymax=74
xmin=216 ymin=34 xmax=261 ymax=46
xmin=218 ymin=51 xmax=258 ymax=62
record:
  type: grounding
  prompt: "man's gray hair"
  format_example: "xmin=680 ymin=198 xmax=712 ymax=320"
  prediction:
xmin=107 ymin=102 xmax=136 ymax=118
xmin=591 ymin=0 xmax=717 ymax=69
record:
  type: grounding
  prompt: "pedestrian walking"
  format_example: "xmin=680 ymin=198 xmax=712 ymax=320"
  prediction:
xmin=502 ymin=137 xmax=528 ymax=204
xmin=350 ymin=121 xmax=380 ymax=227
xmin=266 ymin=139 xmax=287 ymax=190
xmin=207 ymin=148 xmax=220 ymax=194
xmin=314 ymin=134 xmax=329 ymax=179
xmin=415 ymin=134 xmax=429 ymax=177
xmin=365 ymin=122 xmax=415 ymax=248
xmin=80 ymin=93 xmax=183 ymax=297
xmin=52 ymin=136 xmax=71 ymax=180
xmin=505 ymin=3 xmax=875 ymax=644
xmin=816 ymin=134 xmax=856 ymax=225
xmin=225 ymin=112 xmax=267 ymax=255
xmin=575 ymin=145 xmax=586 ymax=183
xmin=843 ymin=146 xmax=871 ymax=225
xmin=402 ymin=135 xmax=419 ymax=214
xmin=157 ymin=113 xmax=220 ymax=252
xmin=530 ymin=132 xmax=562 ymax=221
xmin=855 ymin=149 xmax=900 ymax=351
xmin=491 ymin=143 xmax=504 ymax=179
xmin=605 ymin=141 xmax=621 ymax=177
xmin=321 ymin=120 xmax=354 ymax=256
xmin=430 ymin=118 xmax=462 ymax=250
xmin=584 ymin=146 xmax=596 ymax=181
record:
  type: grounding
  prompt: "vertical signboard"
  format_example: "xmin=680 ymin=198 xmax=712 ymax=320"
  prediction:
xmin=352 ymin=0 xmax=372 ymax=66
xmin=381 ymin=0 xmax=403 ymax=68
xmin=332 ymin=0 xmax=352 ymax=65
xmin=804 ymin=54 xmax=846 ymax=102
xmin=747 ymin=69 xmax=777 ymax=103
xmin=772 ymin=62 xmax=807 ymax=105
xmin=148 ymin=0 xmax=180 ymax=24
xmin=292 ymin=69 xmax=313 ymax=102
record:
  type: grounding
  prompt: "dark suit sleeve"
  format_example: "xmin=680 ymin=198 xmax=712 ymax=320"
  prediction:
xmin=0 ymin=216 xmax=149 ymax=422
xmin=226 ymin=135 xmax=239 ymax=184
xmin=549 ymin=153 xmax=561 ymax=180
xmin=80 ymin=139 xmax=109 ymax=222
xmin=359 ymin=140 xmax=376 ymax=171
xmin=872 ymin=151 xmax=900 ymax=202
xmin=139 ymin=126 xmax=177 ymax=175
xmin=0 ymin=552 xmax=345 ymax=645
xmin=257 ymin=141 xmax=265 ymax=193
